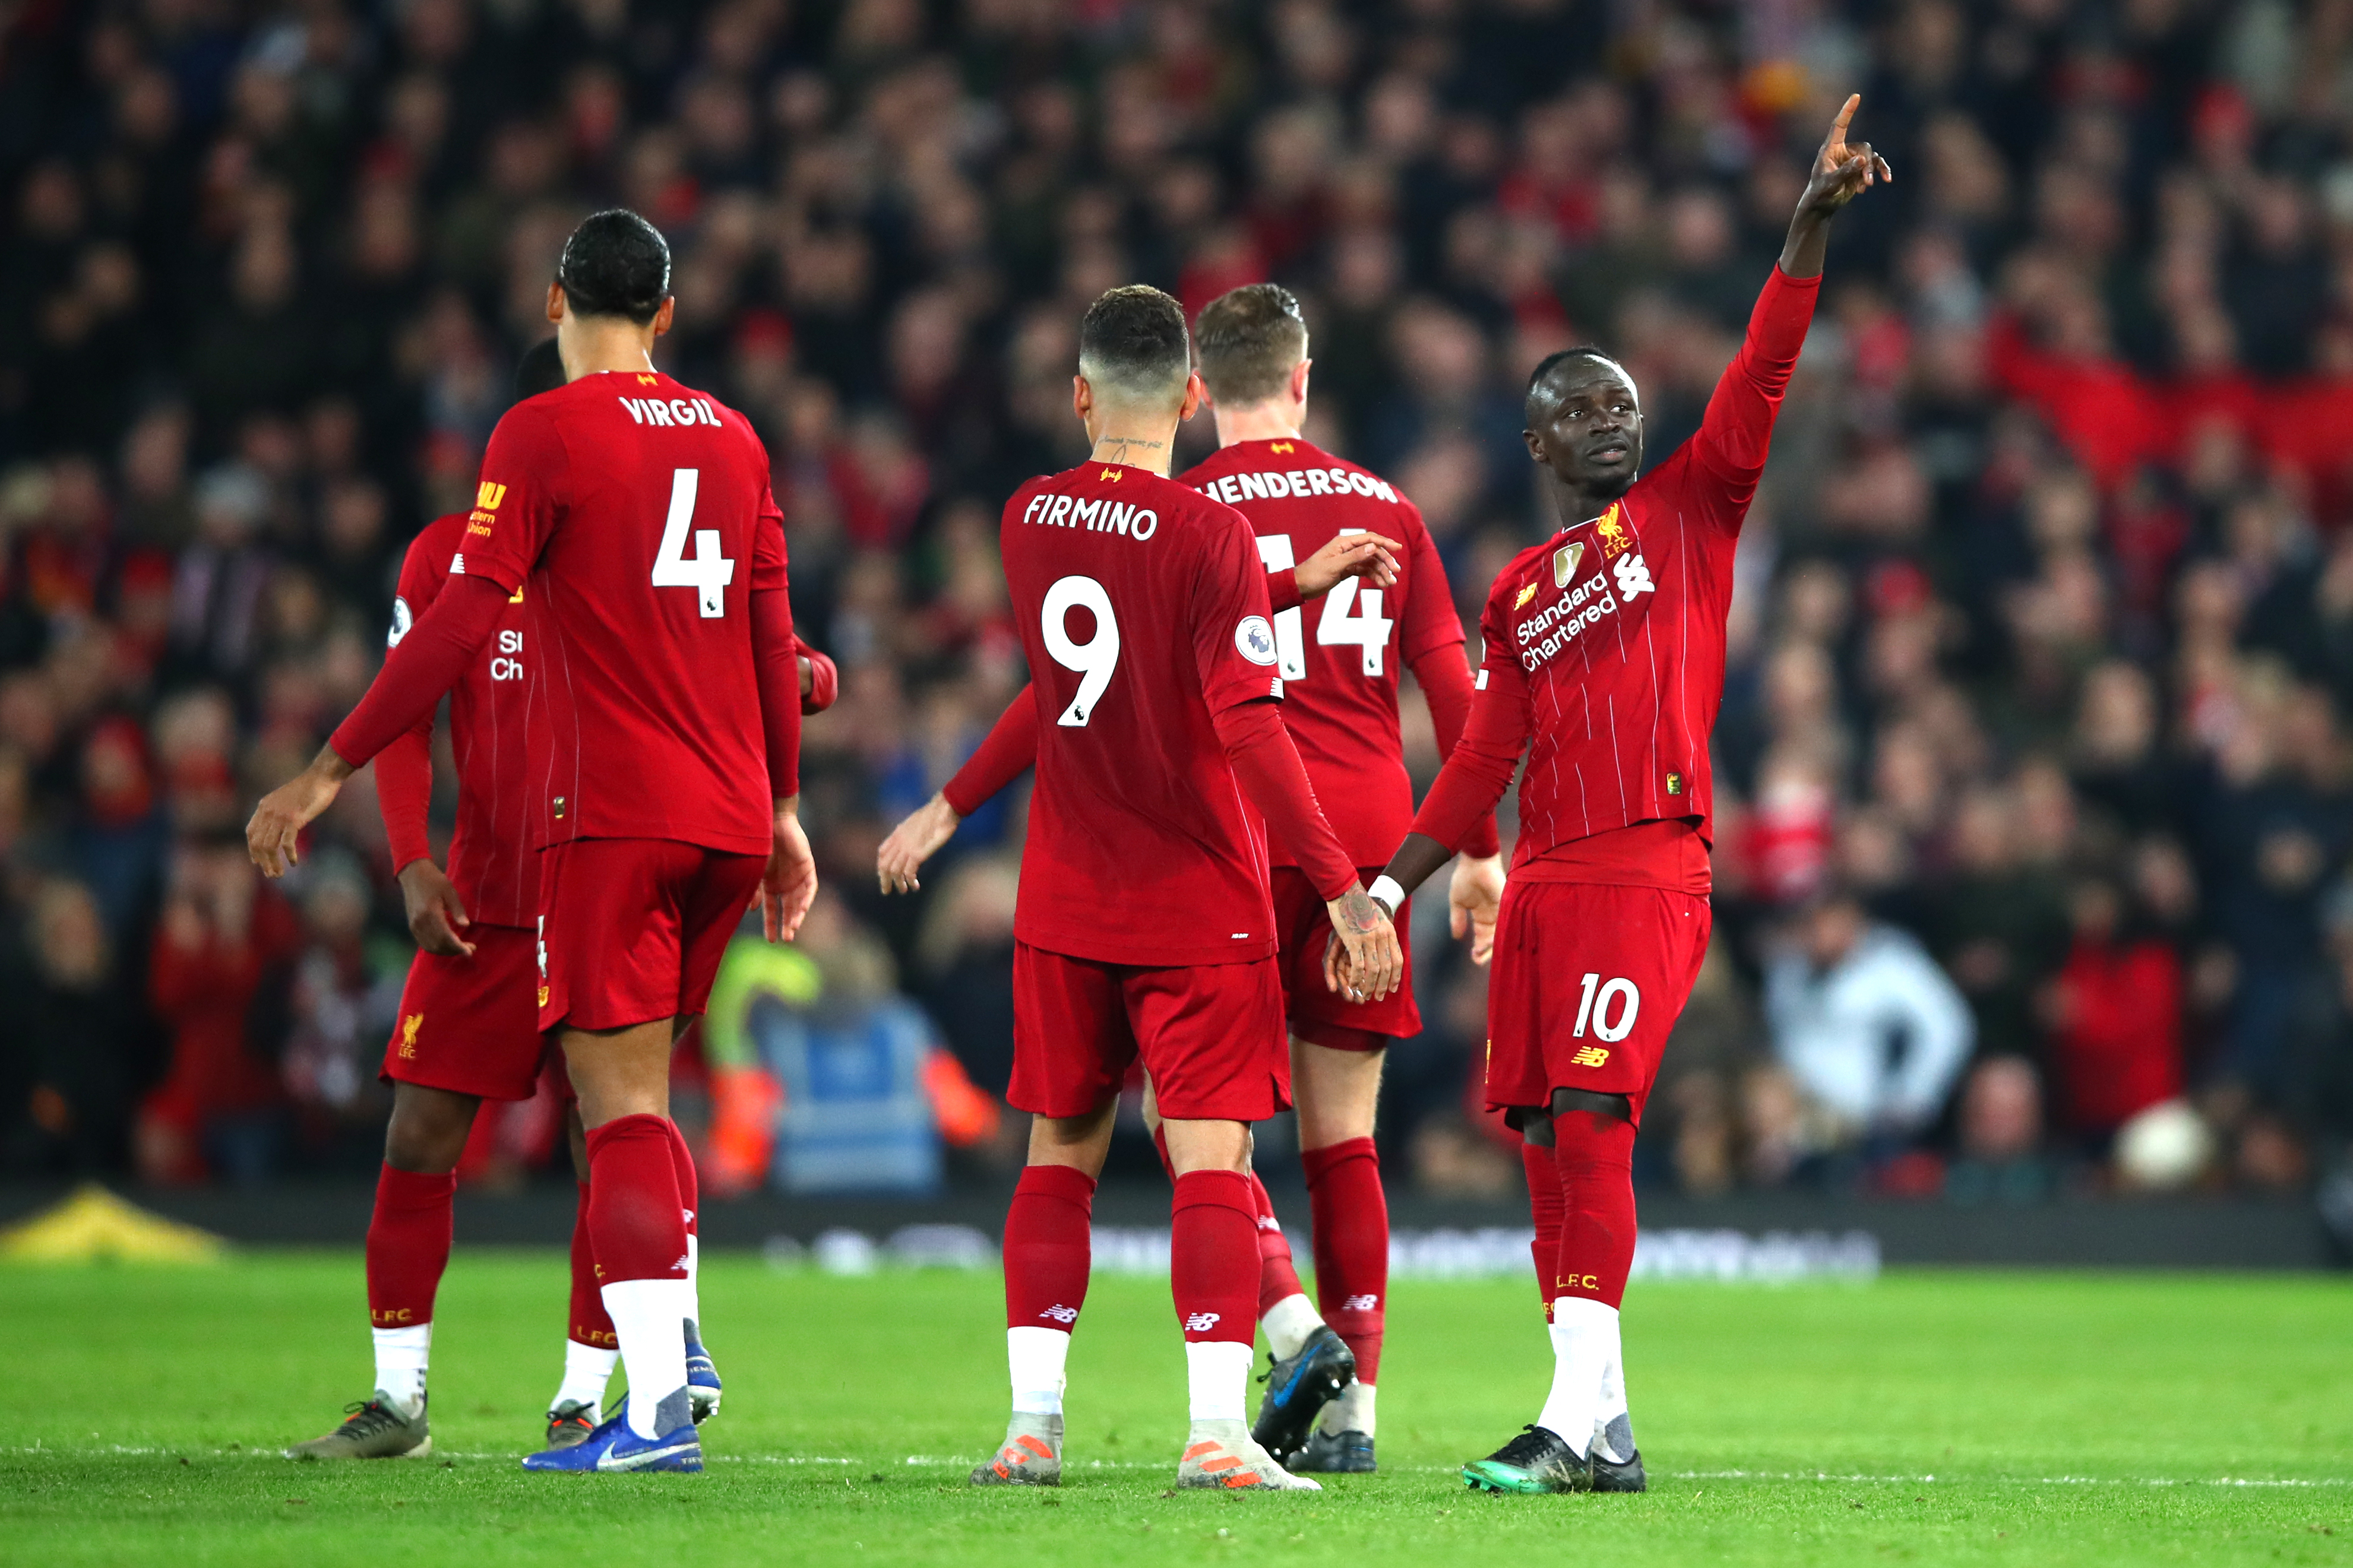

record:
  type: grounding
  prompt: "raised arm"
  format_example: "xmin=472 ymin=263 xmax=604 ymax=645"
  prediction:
xmin=1689 ymin=95 xmax=1889 ymax=495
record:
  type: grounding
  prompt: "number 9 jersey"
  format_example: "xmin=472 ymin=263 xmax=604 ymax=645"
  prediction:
xmin=1000 ymin=461 xmax=1288 ymax=967
xmin=461 ymin=369 xmax=789 ymax=857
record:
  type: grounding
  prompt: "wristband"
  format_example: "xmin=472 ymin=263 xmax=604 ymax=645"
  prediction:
xmin=1368 ymin=874 xmax=1405 ymax=918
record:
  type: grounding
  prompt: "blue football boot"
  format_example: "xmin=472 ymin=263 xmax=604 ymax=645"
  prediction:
xmin=521 ymin=1392 xmax=701 ymax=1473
xmin=684 ymin=1318 xmax=721 ymax=1424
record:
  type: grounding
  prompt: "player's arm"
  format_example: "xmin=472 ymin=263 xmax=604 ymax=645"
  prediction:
xmin=249 ymin=406 xmax=565 ymax=877
xmin=1397 ymin=519 xmax=1506 ymax=959
xmin=248 ymin=575 xmax=512 ymax=877
xmin=1212 ymin=696 xmax=1404 ymax=1002
xmin=374 ymin=534 xmax=473 ymax=958
xmin=1688 ymin=97 xmax=1889 ymax=497
xmin=751 ymin=497 xmax=815 ymax=943
xmin=1272 ymin=530 xmax=1400 ymax=612
xmin=795 ymin=634 xmax=839 ymax=714
xmin=877 ymin=686 xmax=1039 ymax=895
xmin=1361 ymin=591 xmax=1535 ymax=954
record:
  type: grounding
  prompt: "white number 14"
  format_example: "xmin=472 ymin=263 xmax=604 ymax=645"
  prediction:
xmin=650 ymin=468 xmax=735 ymax=617
xmin=1255 ymin=530 xmax=1393 ymax=677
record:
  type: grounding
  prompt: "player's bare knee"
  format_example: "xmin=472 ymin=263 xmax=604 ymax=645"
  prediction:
xmin=383 ymin=1085 xmax=479 ymax=1173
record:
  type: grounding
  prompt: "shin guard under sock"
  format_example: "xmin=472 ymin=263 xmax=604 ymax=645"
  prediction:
xmin=1301 ymin=1136 xmax=1386 ymax=1385
xmin=584 ymin=1114 xmax=690 ymax=1439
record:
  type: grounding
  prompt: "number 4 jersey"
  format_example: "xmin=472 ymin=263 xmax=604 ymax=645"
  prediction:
xmin=999 ymin=461 xmax=1290 ymax=967
xmin=464 ymin=369 xmax=789 ymax=857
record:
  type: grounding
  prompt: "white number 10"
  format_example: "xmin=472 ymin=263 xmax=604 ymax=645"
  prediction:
xmin=1042 ymin=574 xmax=1119 ymax=726
xmin=650 ymin=468 xmax=736 ymax=617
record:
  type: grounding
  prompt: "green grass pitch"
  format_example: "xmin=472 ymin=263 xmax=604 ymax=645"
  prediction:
xmin=3 ymin=1253 xmax=2348 ymax=1566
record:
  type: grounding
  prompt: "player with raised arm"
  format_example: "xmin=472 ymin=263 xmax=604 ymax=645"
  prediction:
xmin=953 ymin=285 xmax=1401 ymax=1493
xmin=1343 ymin=98 xmax=1889 ymax=1496
xmin=878 ymin=283 xmax=1501 ymax=1474
xmin=248 ymin=210 xmax=816 ymax=1476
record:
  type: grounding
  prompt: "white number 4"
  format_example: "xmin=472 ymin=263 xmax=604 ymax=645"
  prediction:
xmin=651 ymin=468 xmax=735 ymax=617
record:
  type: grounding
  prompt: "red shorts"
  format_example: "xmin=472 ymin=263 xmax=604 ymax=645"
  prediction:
xmin=382 ymin=924 xmax=548 ymax=1101
xmin=1269 ymin=866 xmax=1419 ymax=1052
xmin=1484 ymin=880 xmax=1711 ymax=1126
xmin=1011 ymin=943 xmax=1289 ymax=1122
xmin=537 ymin=838 xmax=764 ymax=1033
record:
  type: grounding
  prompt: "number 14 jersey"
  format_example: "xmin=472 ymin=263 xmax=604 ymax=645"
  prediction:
xmin=464 ymin=369 xmax=789 ymax=858
xmin=1179 ymin=438 xmax=1467 ymax=869
xmin=1000 ymin=461 xmax=1287 ymax=967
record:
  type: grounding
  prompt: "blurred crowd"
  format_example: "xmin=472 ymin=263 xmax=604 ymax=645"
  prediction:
xmin=2 ymin=0 xmax=2352 ymax=1212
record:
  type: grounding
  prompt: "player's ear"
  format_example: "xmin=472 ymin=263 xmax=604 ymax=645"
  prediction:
xmin=1523 ymin=426 xmax=1547 ymax=463
xmin=545 ymin=281 xmax=566 ymax=325
xmin=1178 ymin=371 xmax=1204 ymax=422
xmin=651 ymin=296 xmax=675 ymax=338
xmin=1291 ymin=357 xmax=1311 ymax=407
xmin=1071 ymin=373 xmax=1093 ymax=427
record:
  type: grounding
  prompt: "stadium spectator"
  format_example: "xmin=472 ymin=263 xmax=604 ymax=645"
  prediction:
xmin=1762 ymin=889 xmax=1975 ymax=1165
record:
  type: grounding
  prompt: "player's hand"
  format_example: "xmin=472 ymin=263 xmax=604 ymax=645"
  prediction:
xmin=1449 ymin=853 xmax=1505 ymax=967
xmin=1321 ymin=883 xmax=1405 ymax=1003
xmin=761 ymin=803 xmax=818 ymax=941
xmin=1797 ymin=94 xmax=1890 ymax=218
xmin=877 ymin=791 xmax=963 ymax=895
xmin=1295 ymin=532 xmax=1402 ymax=598
xmin=397 ymin=859 xmax=476 ymax=958
xmin=245 ymin=751 xmax=351 ymax=878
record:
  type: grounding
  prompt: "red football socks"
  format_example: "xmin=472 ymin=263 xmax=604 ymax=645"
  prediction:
xmin=1302 ymin=1136 xmax=1387 ymax=1384
xmin=366 ymin=1163 xmax=456 ymax=1329
xmin=1248 ymin=1169 xmax=1307 ymax=1316
xmin=1522 ymin=1136 xmax=1565 ymax=1321
xmin=1170 ymin=1170 xmax=1257 ymax=1345
xmin=663 ymin=1120 xmax=699 ymax=1241
xmin=583 ymin=1114 xmax=688 ymax=1283
xmin=567 ymin=1180 xmax=616 ymax=1347
xmin=1549 ymin=1110 xmax=1638 ymax=1310
xmin=1002 ymin=1163 xmax=1096 ymax=1331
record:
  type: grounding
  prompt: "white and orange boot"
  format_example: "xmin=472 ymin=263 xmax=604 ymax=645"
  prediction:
xmin=1176 ymin=1420 xmax=1321 ymax=1491
xmin=970 ymin=1413 xmax=1062 ymax=1486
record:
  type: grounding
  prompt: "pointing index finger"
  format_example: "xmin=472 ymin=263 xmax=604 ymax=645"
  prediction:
xmin=1827 ymin=93 xmax=1859 ymax=156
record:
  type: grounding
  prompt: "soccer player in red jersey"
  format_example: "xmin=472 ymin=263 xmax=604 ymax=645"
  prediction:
xmin=950 ymin=285 xmax=1401 ymax=1491
xmin=249 ymin=210 xmax=816 ymax=1475
xmin=878 ymin=284 xmax=1501 ymax=1475
xmin=1348 ymin=99 xmax=1891 ymax=1496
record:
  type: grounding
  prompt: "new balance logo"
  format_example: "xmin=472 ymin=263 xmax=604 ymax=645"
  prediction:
xmin=1038 ymin=1304 xmax=1079 ymax=1325
xmin=1255 ymin=1214 xmax=1283 ymax=1233
xmin=1571 ymin=1045 xmax=1610 ymax=1067
xmin=1342 ymin=1293 xmax=1379 ymax=1312
xmin=1183 ymin=1312 xmax=1221 ymax=1333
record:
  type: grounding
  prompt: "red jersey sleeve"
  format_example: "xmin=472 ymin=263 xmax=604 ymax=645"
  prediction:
xmin=1396 ymin=504 xmax=1466 ymax=664
xmin=1407 ymin=571 xmax=1535 ymax=853
xmin=1682 ymin=266 xmax=1821 ymax=521
xmin=1191 ymin=511 xmax=1286 ymax=717
xmin=375 ymin=530 xmax=445 ymax=872
xmin=943 ymin=686 xmax=1040 ymax=816
xmin=752 ymin=483 xmax=788 ymax=593
xmin=461 ymin=400 xmax=568 ymax=593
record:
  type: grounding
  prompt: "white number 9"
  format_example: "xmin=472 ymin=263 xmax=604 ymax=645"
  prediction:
xmin=1042 ymin=574 xmax=1121 ymax=727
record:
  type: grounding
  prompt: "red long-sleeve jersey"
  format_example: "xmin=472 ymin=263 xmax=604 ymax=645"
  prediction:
xmin=1410 ymin=265 xmax=1820 ymax=880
